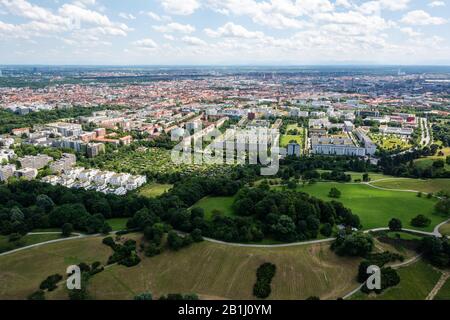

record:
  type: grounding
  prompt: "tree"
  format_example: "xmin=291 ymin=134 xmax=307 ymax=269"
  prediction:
xmin=331 ymin=233 xmax=374 ymax=257
xmin=362 ymin=173 xmax=370 ymax=182
xmin=388 ymin=218 xmax=402 ymax=232
xmin=61 ymin=223 xmax=73 ymax=237
xmin=435 ymin=198 xmax=450 ymax=216
xmin=134 ymin=292 xmax=153 ymax=300
xmin=191 ymin=228 xmax=203 ymax=242
xmin=145 ymin=243 xmax=161 ymax=257
xmin=433 ymin=159 xmax=445 ymax=169
xmin=36 ymin=194 xmax=55 ymax=212
xmin=411 ymin=214 xmax=431 ymax=228
xmin=320 ymin=223 xmax=333 ymax=237
xmin=328 ymin=187 xmax=341 ymax=199
xmin=167 ymin=231 xmax=184 ymax=251
xmin=27 ymin=290 xmax=46 ymax=300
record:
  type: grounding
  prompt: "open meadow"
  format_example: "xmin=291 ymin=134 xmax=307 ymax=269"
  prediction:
xmin=290 ymin=182 xmax=443 ymax=232
xmin=0 ymin=235 xmax=361 ymax=300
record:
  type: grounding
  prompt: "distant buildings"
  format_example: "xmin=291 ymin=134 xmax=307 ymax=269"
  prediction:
xmin=287 ymin=143 xmax=301 ymax=157
xmin=311 ymin=136 xmax=366 ymax=157
xmin=49 ymin=153 xmax=76 ymax=174
xmin=0 ymin=164 xmax=16 ymax=182
xmin=18 ymin=154 xmax=53 ymax=170
xmin=42 ymin=167 xmax=147 ymax=195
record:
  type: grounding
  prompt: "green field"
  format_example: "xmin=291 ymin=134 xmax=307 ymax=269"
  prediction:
xmin=193 ymin=196 xmax=236 ymax=220
xmin=0 ymin=236 xmax=113 ymax=299
xmin=434 ymin=277 xmax=450 ymax=300
xmin=369 ymin=133 xmax=412 ymax=152
xmin=371 ymin=178 xmax=450 ymax=194
xmin=138 ymin=183 xmax=173 ymax=198
xmin=414 ymin=147 xmax=450 ymax=170
xmin=0 ymin=233 xmax=62 ymax=254
xmin=288 ymin=182 xmax=442 ymax=231
xmin=106 ymin=218 xmax=128 ymax=231
xmin=280 ymin=124 xmax=304 ymax=148
xmin=352 ymin=260 xmax=441 ymax=300
xmin=0 ymin=235 xmax=360 ymax=300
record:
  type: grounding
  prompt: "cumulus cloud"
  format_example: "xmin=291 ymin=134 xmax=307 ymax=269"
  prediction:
xmin=160 ymin=0 xmax=200 ymax=15
xmin=133 ymin=38 xmax=158 ymax=49
xmin=153 ymin=22 xmax=195 ymax=34
xmin=182 ymin=36 xmax=207 ymax=46
xmin=401 ymin=10 xmax=447 ymax=25
xmin=204 ymin=22 xmax=265 ymax=39
xmin=428 ymin=1 xmax=445 ymax=7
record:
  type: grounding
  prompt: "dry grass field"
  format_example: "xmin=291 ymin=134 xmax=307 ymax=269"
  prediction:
xmin=0 ymin=234 xmax=361 ymax=300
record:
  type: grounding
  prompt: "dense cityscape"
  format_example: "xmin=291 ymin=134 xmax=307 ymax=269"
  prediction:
xmin=1 ymin=0 xmax=450 ymax=313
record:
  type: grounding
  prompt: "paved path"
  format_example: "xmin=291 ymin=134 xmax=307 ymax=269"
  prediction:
xmin=0 ymin=232 xmax=95 ymax=257
xmin=426 ymin=272 xmax=449 ymax=300
xmin=343 ymin=254 xmax=423 ymax=300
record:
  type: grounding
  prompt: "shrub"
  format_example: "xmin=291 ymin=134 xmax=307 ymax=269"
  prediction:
xmin=411 ymin=214 xmax=431 ymax=228
xmin=253 ymin=263 xmax=276 ymax=299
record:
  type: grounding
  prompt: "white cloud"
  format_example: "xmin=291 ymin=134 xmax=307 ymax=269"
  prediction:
xmin=379 ymin=0 xmax=410 ymax=11
xmin=429 ymin=1 xmax=445 ymax=7
xmin=119 ymin=12 xmax=136 ymax=20
xmin=204 ymin=22 xmax=265 ymax=39
xmin=160 ymin=0 xmax=200 ymax=15
xmin=164 ymin=34 xmax=175 ymax=41
xmin=153 ymin=22 xmax=195 ymax=33
xmin=182 ymin=36 xmax=207 ymax=46
xmin=401 ymin=10 xmax=447 ymax=25
xmin=133 ymin=38 xmax=158 ymax=49
xmin=400 ymin=27 xmax=422 ymax=37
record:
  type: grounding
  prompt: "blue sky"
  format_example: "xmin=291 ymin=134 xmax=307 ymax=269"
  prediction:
xmin=0 ymin=0 xmax=449 ymax=65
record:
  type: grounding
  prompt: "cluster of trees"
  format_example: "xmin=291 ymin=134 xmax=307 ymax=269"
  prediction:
xmin=435 ymin=198 xmax=450 ymax=216
xmin=432 ymin=122 xmax=450 ymax=147
xmin=0 ymin=180 xmax=150 ymax=236
xmin=102 ymin=237 xmax=141 ymax=267
xmin=331 ymin=232 xmax=374 ymax=257
xmin=419 ymin=237 xmax=450 ymax=268
xmin=279 ymin=156 xmax=376 ymax=181
xmin=357 ymin=251 xmax=403 ymax=294
xmin=0 ymin=106 xmax=119 ymax=134
xmin=411 ymin=214 xmax=431 ymax=228
xmin=379 ymin=144 xmax=450 ymax=179
xmin=253 ymin=263 xmax=277 ymax=299
xmin=228 ymin=186 xmax=360 ymax=242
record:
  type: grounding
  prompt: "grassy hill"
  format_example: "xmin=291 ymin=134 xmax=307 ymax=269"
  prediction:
xmin=192 ymin=196 xmax=236 ymax=220
xmin=351 ymin=260 xmax=441 ymax=300
xmin=287 ymin=182 xmax=442 ymax=232
xmin=0 ymin=235 xmax=360 ymax=300
xmin=370 ymin=178 xmax=450 ymax=194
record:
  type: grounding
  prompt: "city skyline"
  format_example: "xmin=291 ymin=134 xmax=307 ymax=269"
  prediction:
xmin=0 ymin=0 xmax=450 ymax=65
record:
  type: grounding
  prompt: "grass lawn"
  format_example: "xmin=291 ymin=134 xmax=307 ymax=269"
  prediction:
xmin=434 ymin=278 xmax=450 ymax=300
xmin=371 ymin=178 xmax=450 ymax=194
xmin=0 ymin=233 xmax=62 ymax=254
xmin=138 ymin=183 xmax=173 ymax=198
xmin=439 ymin=223 xmax=450 ymax=237
xmin=280 ymin=135 xmax=302 ymax=147
xmin=414 ymin=147 xmax=450 ymax=171
xmin=74 ymin=237 xmax=361 ymax=300
xmin=280 ymin=124 xmax=304 ymax=148
xmin=0 ymin=235 xmax=113 ymax=299
xmin=317 ymin=170 xmax=394 ymax=182
xmin=286 ymin=182 xmax=442 ymax=232
xmin=352 ymin=260 xmax=441 ymax=300
xmin=0 ymin=234 xmax=361 ymax=300
xmin=106 ymin=218 xmax=129 ymax=231
xmin=192 ymin=196 xmax=236 ymax=220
